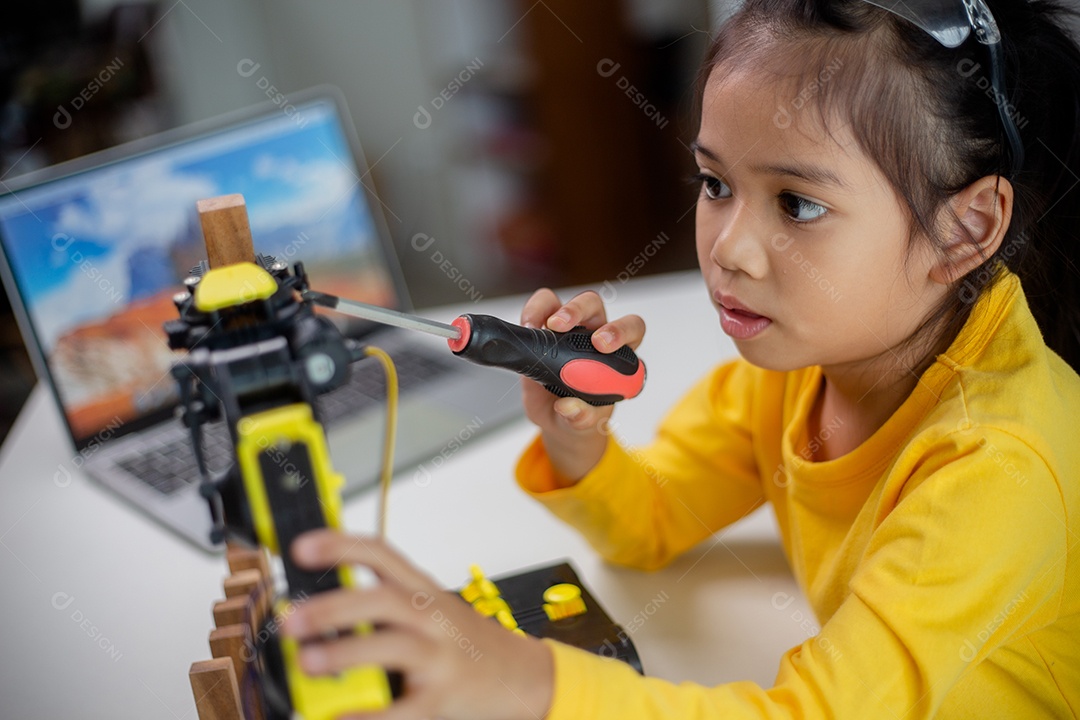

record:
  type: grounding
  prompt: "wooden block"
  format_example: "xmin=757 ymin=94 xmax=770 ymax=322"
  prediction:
xmin=213 ymin=595 xmax=255 ymax=635
xmin=224 ymin=568 xmax=262 ymax=599
xmin=197 ymin=194 xmax=256 ymax=268
xmin=224 ymin=568 xmax=272 ymax=628
xmin=209 ymin=624 xmax=250 ymax=677
xmin=208 ymin=625 xmax=266 ymax=720
xmin=189 ymin=658 xmax=243 ymax=720
xmin=229 ymin=592 xmax=270 ymax=645
xmin=226 ymin=543 xmax=271 ymax=579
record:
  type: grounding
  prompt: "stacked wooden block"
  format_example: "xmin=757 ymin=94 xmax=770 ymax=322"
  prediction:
xmin=189 ymin=543 xmax=275 ymax=720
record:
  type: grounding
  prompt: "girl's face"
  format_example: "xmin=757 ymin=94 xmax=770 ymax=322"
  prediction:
xmin=694 ymin=66 xmax=947 ymax=374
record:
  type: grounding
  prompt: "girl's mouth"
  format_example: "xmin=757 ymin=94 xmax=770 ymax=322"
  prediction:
xmin=716 ymin=293 xmax=772 ymax=340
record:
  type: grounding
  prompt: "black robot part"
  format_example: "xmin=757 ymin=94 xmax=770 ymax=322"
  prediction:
xmin=167 ymin=256 xmax=364 ymax=546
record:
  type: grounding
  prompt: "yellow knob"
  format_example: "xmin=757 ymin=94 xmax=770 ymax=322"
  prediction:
xmin=543 ymin=583 xmax=586 ymax=620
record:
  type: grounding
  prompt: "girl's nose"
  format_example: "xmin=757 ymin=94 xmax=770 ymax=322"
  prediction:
xmin=706 ymin=201 xmax=768 ymax=280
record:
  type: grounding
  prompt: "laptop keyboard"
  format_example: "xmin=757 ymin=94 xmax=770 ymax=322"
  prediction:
xmin=118 ymin=422 xmax=232 ymax=495
xmin=119 ymin=346 xmax=456 ymax=495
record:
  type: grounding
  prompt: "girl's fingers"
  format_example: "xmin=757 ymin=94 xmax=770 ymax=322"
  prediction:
xmin=552 ymin=397 xmax=608 ymax=432
xmin=284 ymin=581 xmax=463 ymax=646
xmin=545 ymin=290 xmax=608 ymax=332
xmin=521 ymin=289 xmax=645 ymax=352
xmin=520 ymin=288 xmax=562 ymax=329
xmin=282 ymin=587 xmax=368 ymax=640
xmin=290 ymin=531 xmax=435 ymax=591
xmin=297 ymin=626 xmax=431 ymax=676
xmin=591 ymin=313 xmax=646 ymax=352
xmin=278 ymin=528 xmax=550 ymax=720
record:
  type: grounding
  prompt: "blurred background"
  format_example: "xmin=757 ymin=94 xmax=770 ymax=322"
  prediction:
xmin=0 ymin=0 xmax=739 ymax=441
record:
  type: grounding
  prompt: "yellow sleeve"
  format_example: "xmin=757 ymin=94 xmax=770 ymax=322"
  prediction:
xmin=540 ymin=429 xmax=1067 ymax=719
xmin=516 ymin=361 xmax=767 ymax=570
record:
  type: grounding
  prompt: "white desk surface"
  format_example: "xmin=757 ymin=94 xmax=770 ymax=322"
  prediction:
xmin=0 ymin=270 xmax=813 ymax=718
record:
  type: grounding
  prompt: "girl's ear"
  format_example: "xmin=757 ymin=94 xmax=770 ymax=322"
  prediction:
xmin=929 ymin=175 xmax=1014 ymax=285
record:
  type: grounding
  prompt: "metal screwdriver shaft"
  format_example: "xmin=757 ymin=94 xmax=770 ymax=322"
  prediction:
xmin=302 ymin=291 xmax=461 ymax=340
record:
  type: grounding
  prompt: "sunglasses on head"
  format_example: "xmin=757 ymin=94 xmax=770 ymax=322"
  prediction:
xmin=863 ymin=0 xmax=1025 ymax=177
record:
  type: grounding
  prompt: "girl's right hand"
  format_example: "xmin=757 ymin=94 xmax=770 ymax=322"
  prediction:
xmin=520 ymin=288 xmax=645 ymax=486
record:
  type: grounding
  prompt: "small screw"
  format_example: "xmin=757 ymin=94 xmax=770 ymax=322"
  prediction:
xmin=282 ymin=472 xmax=304 ymax=492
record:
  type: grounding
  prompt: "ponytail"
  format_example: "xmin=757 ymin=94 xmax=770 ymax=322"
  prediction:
xmin=991 ymin=0 xmax=1080 ymax=372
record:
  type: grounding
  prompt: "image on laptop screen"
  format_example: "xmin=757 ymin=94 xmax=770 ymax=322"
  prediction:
xmin=0 ymin=98 xmax=399 ymax=445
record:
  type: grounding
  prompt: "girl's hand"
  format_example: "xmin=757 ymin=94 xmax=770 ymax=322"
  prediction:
xmin=520 ymin=289 xmax=646 ymax=485
xmin=282 ymin=530 xmax=554 ymax=720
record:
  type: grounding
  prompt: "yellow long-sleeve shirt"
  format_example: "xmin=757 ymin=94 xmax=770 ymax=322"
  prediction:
xmin=516 ymin=270 xmax=1079 ymax=719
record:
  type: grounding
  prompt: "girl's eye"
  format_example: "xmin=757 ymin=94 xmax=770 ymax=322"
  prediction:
xmin=779 ymin=193 xmax=827 ymax=223
xmin=692 ymin=173 xmax=732 ymax=201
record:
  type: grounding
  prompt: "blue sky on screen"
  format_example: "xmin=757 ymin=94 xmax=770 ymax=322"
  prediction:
xmin=1 ymin=106 xmax=380 ymax=352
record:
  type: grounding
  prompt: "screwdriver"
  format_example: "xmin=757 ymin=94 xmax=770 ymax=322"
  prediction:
xmin=302 ymin=290 xmax=645 ymax=405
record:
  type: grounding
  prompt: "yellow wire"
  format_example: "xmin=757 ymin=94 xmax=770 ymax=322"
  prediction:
xmin=362 ymin=346 xmax=398 ymax=539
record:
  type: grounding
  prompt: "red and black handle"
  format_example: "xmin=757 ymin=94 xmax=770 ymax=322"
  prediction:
xmin=447 ymin=314 xmax=645 ymax=406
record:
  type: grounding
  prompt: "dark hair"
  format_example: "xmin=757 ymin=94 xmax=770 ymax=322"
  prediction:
xmin=696 ymin=0 xmax=1080 ymax=374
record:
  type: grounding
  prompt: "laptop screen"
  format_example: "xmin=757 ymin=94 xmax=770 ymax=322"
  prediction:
xmin=0 ymin=95 xmax=403 ymax=447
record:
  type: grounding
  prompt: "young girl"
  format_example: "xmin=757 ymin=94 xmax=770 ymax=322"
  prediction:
xmin=282 ymin=0 xmax=1080 ymax=717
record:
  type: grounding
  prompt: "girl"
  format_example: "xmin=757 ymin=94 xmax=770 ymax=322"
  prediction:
xmin=282 ymin=0 xmax=1080 ymax=717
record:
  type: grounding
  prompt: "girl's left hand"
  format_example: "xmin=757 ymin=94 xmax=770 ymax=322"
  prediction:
xmin=281 ymin=529 xmax=555 ymax=720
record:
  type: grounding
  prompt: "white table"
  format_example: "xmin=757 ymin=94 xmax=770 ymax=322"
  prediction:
xmin=0 ymin=270 xmax=813 ymax=718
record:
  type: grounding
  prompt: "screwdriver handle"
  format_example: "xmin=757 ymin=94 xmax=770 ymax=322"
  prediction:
xmin=447 ymin=314 xmax=645 ymax=406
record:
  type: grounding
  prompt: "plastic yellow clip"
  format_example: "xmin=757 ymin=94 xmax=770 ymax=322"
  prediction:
xmin=543 ymin=583 xmax=587 ymax=621
xmin=194 ymin=261 xmax=277 ymax=312
xmin=461 ymin=564 xmax=524 ymax=633
xmin=472 ymin=595 xmax=512 ymax=618
xmin=495 ymin=608 xmax=523 ymax=633
xmin=460 ymin=564 xmax=500 ymax=604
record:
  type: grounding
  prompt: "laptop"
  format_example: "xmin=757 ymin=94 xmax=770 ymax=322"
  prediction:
xmin=0 ymin=89 xmax=523 ymax=551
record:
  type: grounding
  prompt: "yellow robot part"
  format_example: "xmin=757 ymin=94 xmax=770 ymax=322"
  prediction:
xmin=236 ymin=404 xmax=391 ymax=715
xmin=235 ymin=403 xmax=346 ymax=555
xmin=194 ymin=261 xmax=277 ymax=312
